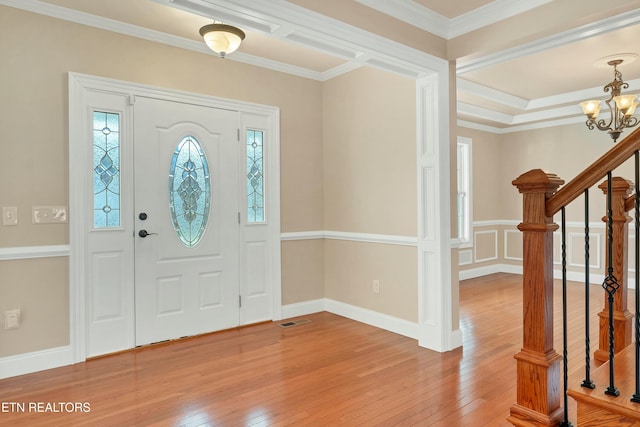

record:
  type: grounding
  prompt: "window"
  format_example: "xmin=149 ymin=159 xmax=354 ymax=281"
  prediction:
xmin=169 ymin=135 xmax=211 ymax=247
xmin=93 ymin=111 xmax=121 ymax=228
xmin=246 ymin=129 xmax=265 ymax=223
xmin=457 ymin=137 xmax=472 ymax=246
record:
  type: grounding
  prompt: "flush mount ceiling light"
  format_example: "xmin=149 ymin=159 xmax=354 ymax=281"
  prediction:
xmin=199 ymin=23 xmax=245 ymax=58
xmin=580 ymin=53 xmax=640 ymax=142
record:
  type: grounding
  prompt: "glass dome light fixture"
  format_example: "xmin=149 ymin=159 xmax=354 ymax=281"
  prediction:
xmin=580 ymin=56 xmax=640 ymax=142
xmin=199 ymin=23 xmax=245 ymax=58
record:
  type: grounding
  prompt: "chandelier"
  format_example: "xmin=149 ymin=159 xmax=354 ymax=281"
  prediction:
xmin=580 ymin=57 xmax=639 ymax=142
xmin=199 ymin=23 xmax=245 ymax=58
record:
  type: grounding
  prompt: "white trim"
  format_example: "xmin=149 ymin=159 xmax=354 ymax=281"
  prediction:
xmin=282 ymin=298 xmax=459 ymax=345
xmin=456 ymin=8 xmax=640 ymax=74
xmin=449 ymin=0 xmax=552 ymax=38
xmin=503 ymin=229 xmax=523 ymax=262
xmin=0 ymin=0 xmax=322 ymax=82
xmin=458 ymin=249 xmax=473 ymax=266
xmin=281 ymin=299 xmax=325 ymax=319
xmin=324 ymin=231 xmax=417 ymax=246
xmin=280 ymin=231 xmax=326 ymax=241
xmin=457 ymin=102 xmax=584 ymax=126
xmin=354 ymin=0 xmax=449 ymax=39
xmin=325 ymin=299 xmax=419 ymax=340
xmin=0 ymin=346 xmax=74 ymax=380
xmin=354 ymin=0 xmax=551 ymax=39
xmin=0 ymin=245 xmax=70 ymax=260
xmin=458 ymin=116 xmax=587 ymax=135
xmin=459 ymin=263 xmax=522 ymax=281
xmin=7 ymin=0 xmax=640 ymax=136
xmin=473 ymin=229 xmax=498 ymax=263
xmin=152 ymin=0 xmax=445 ymax=79
xmin=456 ymin=136 xmax=473 ymax=248
xmin=280 ymin=230 xmax=418 ymax=246
xmin=474 ymin=219 xmax=519 ymax=227
xmin=450 ymin=237 xmax=464 ymax=249
xmin=416 ymin=71 xmax=457 ymax=352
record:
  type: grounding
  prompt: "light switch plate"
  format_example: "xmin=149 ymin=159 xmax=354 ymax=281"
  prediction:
xmin=32 ymin=206 xmax=67 ymax=224
xmin=2 ymin=207 xmax=18 ymax=226
xmin=4 ymin=309 xmax=20 ymax=329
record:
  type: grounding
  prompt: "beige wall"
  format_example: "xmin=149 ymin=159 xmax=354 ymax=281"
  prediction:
xmin=0 ymin=6 xmax=325 ymax=357
xmin=322 ymin=67 xmax=418 ymax=322
xmin=323 ymin=67 xmax=417 ymax=236
xmin=324 ymin=240 xmax=418 ymax=322
xmin=281 ymin=240 xmax=325 ymax=305
xmin=0 ymin=258 xmax=69 ymax=355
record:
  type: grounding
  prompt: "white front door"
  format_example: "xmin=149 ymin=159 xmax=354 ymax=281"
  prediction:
xmin=74 ymin=74 xmax=281 ymax=360
xmin=133 ymin=97 xmax=240 ymax=346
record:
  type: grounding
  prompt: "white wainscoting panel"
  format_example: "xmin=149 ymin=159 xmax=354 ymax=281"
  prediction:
xmin=474 ymin=229 xmax=498 ymax=263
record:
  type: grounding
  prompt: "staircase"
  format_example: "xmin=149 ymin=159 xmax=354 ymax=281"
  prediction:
xmin=568 ymin=347 xmax=640 ymax=426
xmin=506 ymin=127 xmax=640 ymax=426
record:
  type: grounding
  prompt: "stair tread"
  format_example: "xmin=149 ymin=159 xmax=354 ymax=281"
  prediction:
xmin=568 ymin=345 xmax=640 ymax=420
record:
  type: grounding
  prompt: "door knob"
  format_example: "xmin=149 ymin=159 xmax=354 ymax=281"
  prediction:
xmin=138 ymin=229 xmax=157 ymax=238
xmin=139 ymin=212 xmax=148 ymax=220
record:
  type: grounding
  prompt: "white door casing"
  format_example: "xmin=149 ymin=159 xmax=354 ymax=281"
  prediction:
xmin=70 ymin=73 xmax=281 ymax=359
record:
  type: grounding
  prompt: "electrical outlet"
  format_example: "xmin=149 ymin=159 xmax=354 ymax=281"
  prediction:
xmin=372 ymin=279 xmax=380 ymax=294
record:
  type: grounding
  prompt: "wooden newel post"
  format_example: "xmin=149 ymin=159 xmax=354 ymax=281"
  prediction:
xmin=508 ymin=169 xmax=565 ymax=427
xmin=595 ymin=177 xmax=634 ymax=363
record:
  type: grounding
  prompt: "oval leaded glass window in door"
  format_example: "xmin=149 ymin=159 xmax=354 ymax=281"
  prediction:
xmin=169 ymin=135 xmax=211 ymax=247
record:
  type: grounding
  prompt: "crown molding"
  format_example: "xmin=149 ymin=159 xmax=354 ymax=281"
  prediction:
xmin=158 ymin=0 xmax=447 ymax=77
xmin=354 ymin=0 xmax=449 ymax=39
xmin=458 ymin=76 xmax=640 ymax=120
xmin=0 ymin=0 xmax=331 ymax=81
xmin=458 ymin=116 xmax=585 ymax=134
xmin=457 ymin=8 xmax=640 ymax=74
xmin=6 ymin=0 xmax=634 ymax=134
xmin=457 ymin=78 xmax=528 ymax=110
xmin=449 ymin=0 xmax=552 ymax=38
xmin=355 ymin=0 xmax=551 ymax=39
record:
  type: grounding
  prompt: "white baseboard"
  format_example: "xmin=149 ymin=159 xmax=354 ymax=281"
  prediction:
xmin=0 ymin=346 xmax=74 ymax=380
xmin=281 ymin=299 xmax=325 ymax=319
xmin=282 ymin=298 xmax=419 ymax=340
xmin=450 ymin=328 xmax=463 ymax=349
xmin=459 ymin=263 xmax=522 ymax=281
xmin=459 ymin=262 xmax=636 ymax=289
xmin=324 ymin=299 xmax=419 ymax=340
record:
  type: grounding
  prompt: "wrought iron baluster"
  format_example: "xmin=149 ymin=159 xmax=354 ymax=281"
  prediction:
xmin=633 ymin=151 xmax=640 ymax=403
xmin=582 ymin=189 xmax=596 ymax=390
xmin=560 ymin=208 xmax=572 ymax=427
xmin=603 ymin=171 xmax=620 ymax=397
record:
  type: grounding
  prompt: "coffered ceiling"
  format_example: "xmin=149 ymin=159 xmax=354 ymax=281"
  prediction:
xmin=5 ymin=0 xmax=640 ymax=134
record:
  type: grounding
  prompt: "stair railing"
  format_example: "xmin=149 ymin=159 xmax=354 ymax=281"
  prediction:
xmin=507 ymin=126 xmax=640 ymax=426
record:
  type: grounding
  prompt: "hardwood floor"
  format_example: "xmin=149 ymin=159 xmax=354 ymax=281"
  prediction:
xmin=0 ymin=273 xmax=635 ymax=426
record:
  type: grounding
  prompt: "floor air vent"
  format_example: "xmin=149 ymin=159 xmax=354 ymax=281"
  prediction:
xmin=279 ymin=318 xmax=311 ymax=328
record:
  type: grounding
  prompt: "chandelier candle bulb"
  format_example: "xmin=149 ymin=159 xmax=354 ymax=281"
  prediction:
xmin=580 ymin=100 xmax=601 ymax=119
xmin=613 ymin=94 xmax=638 ymax=115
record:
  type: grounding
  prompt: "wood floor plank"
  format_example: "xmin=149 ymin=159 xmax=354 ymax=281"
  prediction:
xmin=0 ymin=272 xmax=636 ymax=426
